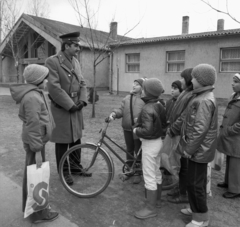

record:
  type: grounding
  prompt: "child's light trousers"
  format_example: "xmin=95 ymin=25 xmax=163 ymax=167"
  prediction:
xmin=141 ymin=137 xmax=163 ymax=190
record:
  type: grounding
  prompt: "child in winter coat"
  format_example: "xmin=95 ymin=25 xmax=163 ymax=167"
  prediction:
xmin=108 ymin=78 xmax=145 ymax=184
xmin=217 ymin=73 xmax=240 ymax=199
xmin=166 ymin=80 xmax=183 ymax=123
xmin=161 ymin=80 xmax=182 ymax=187
xmin=10 ymin=64 xmax=58 ymax=224
xmin=178 ymin=64 xmax=218 ymax=227
xmin=166 ymin=68 xmax=194 ymax=200
xmin=133 ymin=78 xmax=167 ymax=220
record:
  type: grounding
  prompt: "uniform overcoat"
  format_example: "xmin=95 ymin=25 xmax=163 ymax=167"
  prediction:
xmin=45 ymin=51 xmax=87 ymax=143
xmin=217 ymin=93 xmax=240 ymax=158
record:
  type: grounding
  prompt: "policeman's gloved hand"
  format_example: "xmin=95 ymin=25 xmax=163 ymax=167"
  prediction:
xmin=76 ymin=100 xmax=84 ymax=111
xmin=69 ymin=105 xmax=78 ymax=113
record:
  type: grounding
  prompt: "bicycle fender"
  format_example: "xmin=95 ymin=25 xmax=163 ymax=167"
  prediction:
xmin=86 ymin=142 xmax=115 ymax=180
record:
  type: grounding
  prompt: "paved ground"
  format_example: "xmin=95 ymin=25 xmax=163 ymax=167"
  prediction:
xmin=0 ymin=87 xmax=10 ymax=96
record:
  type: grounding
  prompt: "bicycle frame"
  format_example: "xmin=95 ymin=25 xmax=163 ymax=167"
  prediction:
xmin=88 ymin=122 xmax=141 ymax=173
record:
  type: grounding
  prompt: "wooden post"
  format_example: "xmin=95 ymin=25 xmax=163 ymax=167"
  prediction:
xmin=0 ymin=2 xmax=3 ymax=82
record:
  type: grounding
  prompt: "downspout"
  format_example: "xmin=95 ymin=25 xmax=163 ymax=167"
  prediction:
xmin=109 ymin=51 xmax=113 ymax=94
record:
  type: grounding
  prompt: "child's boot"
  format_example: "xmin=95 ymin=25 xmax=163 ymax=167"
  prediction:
xmin=135 ymin=189 xmax=157 ymax=219
xmin=156 ymin=184 xmax=162 ymax=208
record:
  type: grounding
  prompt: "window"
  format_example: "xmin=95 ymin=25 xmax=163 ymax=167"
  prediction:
xmin=126 ymin=53 xmax=140 ymax=73
xmin=220 ymin=47 xmax=240 ymax=72
xmin=166 ymin=51 xmax=185 ymax=72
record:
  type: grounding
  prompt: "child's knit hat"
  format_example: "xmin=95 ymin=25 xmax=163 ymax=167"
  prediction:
xmin=143 ymin=78 xmax=164 ymax=98
xmin=181 ymin=68 xmax=193 ymax=87
xmin=23 ymin=64 xmax=49 ymax=85
xmin=233 ymin=73 xmax=240 ymax=82
xmin=134 ymin=77 xmax=147 ymax=87
xmin=172 ymin=80 xmax=182 ymax=93
xmin=191 ymin=64 xmax=217 ymax=86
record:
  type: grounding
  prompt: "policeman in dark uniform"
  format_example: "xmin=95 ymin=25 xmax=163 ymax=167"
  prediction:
xmin=45 ymin=32 xmax=91 ymax=185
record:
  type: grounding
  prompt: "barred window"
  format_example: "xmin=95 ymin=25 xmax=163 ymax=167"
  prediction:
xmin=126 ymin=53 xmax=140 ymax=73
xmin=166 ymin=51 xmax=185 ymax=72
xmin=220 ymin=47 xmax=240 ymax=72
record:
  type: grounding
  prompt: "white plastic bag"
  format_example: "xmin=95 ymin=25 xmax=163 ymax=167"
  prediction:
xmin=24 ymin=161 xmax=50 ymax=218
xmin=211 ymin=149 xmax=225 ymax=171
xmin=160 ymin=135 xmax=181 ymax=180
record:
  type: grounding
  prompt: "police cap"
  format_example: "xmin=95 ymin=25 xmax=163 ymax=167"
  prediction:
xmin=59 ymin=32 xmax=81 ymax=46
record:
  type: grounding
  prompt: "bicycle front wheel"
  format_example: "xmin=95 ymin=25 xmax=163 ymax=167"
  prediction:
xmin=59 ymin=143 xmax=113 ymax=198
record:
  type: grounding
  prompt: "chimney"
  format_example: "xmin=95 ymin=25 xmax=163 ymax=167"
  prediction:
xmin=217 ymin=19 xmax=224 ymax=31
xmin=110 ymin=22 xmax=118 ymax=41
xmin=182 ymin=16 xmax=189 ymax=34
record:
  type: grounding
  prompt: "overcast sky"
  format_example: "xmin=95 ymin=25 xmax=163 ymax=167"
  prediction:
xmin=24 ymin=0 xmax=240 ymax=38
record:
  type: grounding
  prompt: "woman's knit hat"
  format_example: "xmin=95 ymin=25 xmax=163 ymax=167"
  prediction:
xmin=191 ymin=64 xmax=217 ymax=86
xmin=134 ymin=77 xmax=147 ymax=87
xmin=23 ymin=64 xmax=49 ymax=85
xmin=172 ymin=80 xmax=183 ymax=93
xmin=143 ymin=78 xmax=164 ymax=98
xmin=181 ymin=68 xmax=193 ymax=87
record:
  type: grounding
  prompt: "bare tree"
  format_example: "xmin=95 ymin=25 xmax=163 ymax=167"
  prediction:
xmin=68 ymin=0 xmax=140 ymax=118
xmin=200 ymin=0 xmax=240 ymax=24
xmin=0 ymin=0 xmax=4 ymax=82
xmin=68 ymin=0 xmax=99 ymax=28
xmin=1 ymin=0 xmax=22 ymax=82
xmin=27 ymin=0 xmax=50 ymax=18
xmin=0 ymin=0 xmax=45 ymax=83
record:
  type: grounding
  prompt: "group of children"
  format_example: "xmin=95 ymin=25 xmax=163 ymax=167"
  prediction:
xmin=10 ymin=62 xmax=240 ymax=226
xmin=110 ymin=64 xmax=240 ymax=227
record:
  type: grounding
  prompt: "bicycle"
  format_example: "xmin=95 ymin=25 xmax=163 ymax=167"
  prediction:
xmin=59 ymin=121 xmax=142 ymax=198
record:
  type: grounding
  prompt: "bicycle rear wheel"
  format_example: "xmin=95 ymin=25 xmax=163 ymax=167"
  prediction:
xmin=59 ymin=143 xmax=113 ymax=198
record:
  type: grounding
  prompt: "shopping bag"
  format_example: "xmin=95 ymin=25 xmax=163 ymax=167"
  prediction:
xmin=160 ymin=135 xmax=181 ymax=180
xmin=24 ymin=161 xmax=50 ymax=218
xmin=211 ymin=149 xmax=225 ymax=171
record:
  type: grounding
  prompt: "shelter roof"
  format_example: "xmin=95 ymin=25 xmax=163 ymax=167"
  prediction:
xmin=0 ymin=13 xmax=130 ymax=55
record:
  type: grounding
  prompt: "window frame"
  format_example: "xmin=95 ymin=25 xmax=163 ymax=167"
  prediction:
xmin=125 ymin=53 xmax=140 ymax=73
xmin=166 ymin=50 xmax=185 ymax=73
xmin=220 ymin=47 xmax=240 ymax=73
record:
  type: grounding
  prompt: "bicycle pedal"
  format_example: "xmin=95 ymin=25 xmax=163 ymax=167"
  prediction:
xmin=118 ymin=173 xmax=130 ymax=182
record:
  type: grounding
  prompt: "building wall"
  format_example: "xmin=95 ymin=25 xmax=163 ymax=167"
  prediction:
xmin=2 ymin=57 xmax=17 ymax=82
xmin=80 ymin=49 xmax=109 ymax=89
xmin=112 ymin=35 xmax=240 ymax=98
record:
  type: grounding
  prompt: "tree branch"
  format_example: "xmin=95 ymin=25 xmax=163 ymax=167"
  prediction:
xmin=200 ymin=0 xmax=240 ymax=24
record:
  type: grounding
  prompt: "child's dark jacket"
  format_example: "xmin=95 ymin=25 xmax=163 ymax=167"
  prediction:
xmin=177 ymin=86 xmax=218 ymax=163
xmin=165 ymin=97 xmax=177 ymax=122
xmin=135 ymin=98 xmax=167 ymax=139
xmin=169 ymin=89 xmax=193 ymax=136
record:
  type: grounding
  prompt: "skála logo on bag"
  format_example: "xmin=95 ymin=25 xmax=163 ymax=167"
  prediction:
xmin=31 ymin=182 xmax=49 ymax=211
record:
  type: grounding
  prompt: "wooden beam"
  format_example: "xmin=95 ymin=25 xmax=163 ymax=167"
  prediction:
xmin=22 ymin=18 xmax=61 ymax=51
